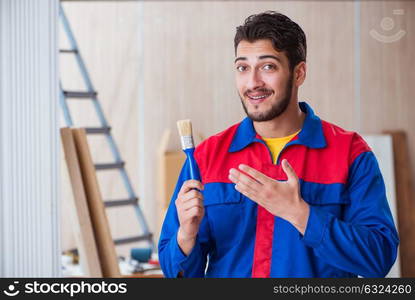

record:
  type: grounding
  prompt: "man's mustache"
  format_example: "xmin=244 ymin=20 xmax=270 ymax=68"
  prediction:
xmin=244 ymin=88 xmax=273 ymax=96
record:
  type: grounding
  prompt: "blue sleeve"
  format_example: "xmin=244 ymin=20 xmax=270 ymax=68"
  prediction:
xmin=158 ymin=159 xmax=211 ymax=277
xmin=301 ymin=151 xmax=399 ymax=277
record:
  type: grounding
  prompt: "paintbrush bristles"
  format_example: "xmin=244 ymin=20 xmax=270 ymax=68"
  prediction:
xmin=177 ymin=119 xmax=193 ymax=137
xmin=177 ymin=119 xmax=194 ymax=150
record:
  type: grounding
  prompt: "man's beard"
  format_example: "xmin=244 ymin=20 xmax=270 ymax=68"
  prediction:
xmin=240 ymin=74 xmax=293 ymax=122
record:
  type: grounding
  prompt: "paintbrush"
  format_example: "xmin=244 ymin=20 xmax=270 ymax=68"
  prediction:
xmin=177 ymin=119 xmax=201 ymax=181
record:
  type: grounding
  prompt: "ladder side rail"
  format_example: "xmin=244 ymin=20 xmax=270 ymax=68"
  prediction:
xmin=59 ymin=6 xmax=95 ymax=93
xmin=60 ymin=6 xmax=111 ymax=129
xmin=59 ymin=82 xmax=74 ymax=126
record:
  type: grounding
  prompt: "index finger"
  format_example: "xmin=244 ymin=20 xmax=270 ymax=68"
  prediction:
xmin=238 ymin=164 xmax=270 ymax=184
xmin=179 ymin=179 xmax=204 ymax=195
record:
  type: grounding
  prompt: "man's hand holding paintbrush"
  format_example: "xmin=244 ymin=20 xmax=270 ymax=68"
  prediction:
xmin=176 ymin=120 xmax=204 ymax=256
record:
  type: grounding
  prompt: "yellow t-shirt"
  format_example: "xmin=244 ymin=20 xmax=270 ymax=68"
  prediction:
xmin=262 ymin=130 xmax=300 ymax=164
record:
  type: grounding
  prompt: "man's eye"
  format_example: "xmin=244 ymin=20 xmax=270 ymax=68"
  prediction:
xmin=236 ymin=65 xmax=247 ymax=72
xmin=263 ymin=64 xmax=276 ymax=70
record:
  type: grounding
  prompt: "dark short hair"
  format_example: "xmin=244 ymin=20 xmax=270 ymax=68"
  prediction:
xmin=234 ymin=11 xmax=307 ymax=70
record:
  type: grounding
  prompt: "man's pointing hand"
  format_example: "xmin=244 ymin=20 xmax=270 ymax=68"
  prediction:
xmin=228 ymin=159 xmax=310 ymax=234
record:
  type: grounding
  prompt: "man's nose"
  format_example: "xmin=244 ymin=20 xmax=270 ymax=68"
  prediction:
xmin=246 ymin=70 xmax=264 ymax=90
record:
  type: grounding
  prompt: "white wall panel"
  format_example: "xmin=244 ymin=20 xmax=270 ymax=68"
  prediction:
xmin=0 ymin=0 xmax=60 ymax=277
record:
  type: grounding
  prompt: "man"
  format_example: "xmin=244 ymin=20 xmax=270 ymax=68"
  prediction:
xmin=158 ymin=11 xmax=399 ymax=278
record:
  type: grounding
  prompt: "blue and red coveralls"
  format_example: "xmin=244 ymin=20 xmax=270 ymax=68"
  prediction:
xmin=158 ymin=102 xmax=399 ymax=277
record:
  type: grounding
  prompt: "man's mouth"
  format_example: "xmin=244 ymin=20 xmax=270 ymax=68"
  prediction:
xmin=246 ymin=91 xmax=273 ymax=105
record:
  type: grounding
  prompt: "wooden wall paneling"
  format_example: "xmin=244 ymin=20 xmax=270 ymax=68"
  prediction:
xmin=60 ymin=128 xmax=103 ymax=277
xmin=360 ymin=1 xmax=415 ymax=276
xmin=360 ymin=1 xmax=415 ymax=137
xmin=72 ymin=128 xmax=121 ymax=278
xmin=294 ymin=1 xmax=356 ymax=131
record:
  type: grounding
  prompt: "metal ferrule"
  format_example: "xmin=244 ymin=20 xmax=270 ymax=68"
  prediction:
xmin=180 ymin=135 xmax=194 ymax=150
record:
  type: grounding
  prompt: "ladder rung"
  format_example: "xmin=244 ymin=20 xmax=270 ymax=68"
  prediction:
xmin=63 ymin=90 xmax=97 ymax=98
xmin=85 ymin=127 xmax=111 ymax=134
xmin=104 ymin=197 xmax=138 ymax=208
xmin=59 ymin=49 xmax=78 ymax=54
xmin=95 ymin=161 xmax=125 ymax=170
xmin=114 ymin=234 xmax=153 ymax=245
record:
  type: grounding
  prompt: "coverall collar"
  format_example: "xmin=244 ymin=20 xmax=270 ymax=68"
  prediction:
xmin=229 ymin=101 xmax=327 ymax=152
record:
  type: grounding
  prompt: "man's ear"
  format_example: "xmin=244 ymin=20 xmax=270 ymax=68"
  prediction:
xmin=293 ymin=61 xmax=306 ymax=87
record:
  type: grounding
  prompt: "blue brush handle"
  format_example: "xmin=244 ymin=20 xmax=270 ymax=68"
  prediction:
xmin=184 ymin=148 xmax=201 ymax=181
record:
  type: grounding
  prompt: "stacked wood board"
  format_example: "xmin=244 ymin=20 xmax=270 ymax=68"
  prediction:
xmin=61 ymin=128 xmax=120 ymax=278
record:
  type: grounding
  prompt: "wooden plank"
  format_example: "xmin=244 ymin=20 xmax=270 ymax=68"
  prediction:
xmin=72 ymin=128 xmax=121 ymax=278
xmin=60 ymin=128 xmax=103 ymax=277
xmin=384 ymin=130 xmax=415 ymax=277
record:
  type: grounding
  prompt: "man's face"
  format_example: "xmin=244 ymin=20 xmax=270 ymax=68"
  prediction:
xmin=235 ymin=39 xmax=293 ymax=122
